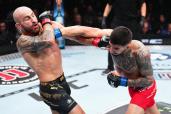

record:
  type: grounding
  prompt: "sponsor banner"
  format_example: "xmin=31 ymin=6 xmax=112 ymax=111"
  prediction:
xmin=151 ymin=52 xmax=171 ymax=80
xmin=0 ymin=66 xmax=37 ymax=85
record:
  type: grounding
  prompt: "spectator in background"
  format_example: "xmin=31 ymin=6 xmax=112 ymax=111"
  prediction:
xmin=0 ymin=20 xmax=17 ymax=55
xmin=43 ymin=0 xmax=53 ymax=11
xmin=0 ymin=21 xmax=9 ymax=45
xmin=159 ymin=14 xmax=167 ymax=28
xmin=101 ymin=0 xmax=147 ymax=75
xmin=142 ymin=20 xmax=151 ymax=34
xmin=0 ymin=21 xmax=6 ymax=32
xmin=159 ymin=22 xmax=171 ymax=37
xmin=167 ymin=23 xmax=171 ymax=35
xmin=71 ymin=7 xmax=82 ymax=25
xmin=73 ymin=13 xmax=82 ymax=25
xmin=73 ymin=7 xmax=79 ymax=14
xmin=157 ymin=14 xmax=168 ymax=36
xmin=0 ymin=20 xmax=16 ymax=46
xmin=53 ymin=0 xmax=66 ymax=49
xmin=54 ymin=0 xmax=64 ymax=24
xmin=82 ymin=4 xmax=96 ymax=27
xmin=148 ymin=0 xmax=163 ymax=34
xmin=33 ymin=8 xmax=39 ymax=17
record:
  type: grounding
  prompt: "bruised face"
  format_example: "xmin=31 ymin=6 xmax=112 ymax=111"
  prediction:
xmin=15 ymin=8 xmax=41 ymax=35
xmin=109 ymin=42 xmax=128 ymax=55
xmin=20 ymin=12 xmax=40 ymax=35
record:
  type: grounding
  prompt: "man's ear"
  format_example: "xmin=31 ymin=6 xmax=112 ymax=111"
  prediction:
xmin=109 ymin=41 xmax=112 ymax=45
xmin=15 ymin=23 xmax=22 ymax=33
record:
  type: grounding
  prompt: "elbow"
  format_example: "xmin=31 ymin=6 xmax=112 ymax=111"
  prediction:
xmin=144 ymin=76 xmax=155 ymax=87
xmin=77 ymin=25 xmax=87 ymax=36
xmin=148 ymin=77 xmax=154 ymax=85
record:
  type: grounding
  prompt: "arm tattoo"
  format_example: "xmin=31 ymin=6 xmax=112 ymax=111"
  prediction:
xmin=136 ymin=47 xmax=153 ymax=76
xmin=17 ymin=30 xmax=53 ymax=53
xmin=128 ymin=77 xmax=153 ymax=88
xmin=128 ymin=47 xmax=154 ymax=88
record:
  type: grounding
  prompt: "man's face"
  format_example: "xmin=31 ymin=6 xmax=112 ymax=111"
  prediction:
xmin=109 ymin=42 xmax=127 ymax=55
xmin=168 ymin=23 xmax=171 ymax=33
xmin=0 ymin=22 xmax=6 ymax=32
xmin=18 ymin=11 xmax=40 ymax=35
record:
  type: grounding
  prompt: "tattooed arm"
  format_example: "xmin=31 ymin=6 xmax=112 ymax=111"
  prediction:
xmin=16 ymin=30 xmax=53 ymax=53
xmin=128 ymin=47 xmax=154 ymax=88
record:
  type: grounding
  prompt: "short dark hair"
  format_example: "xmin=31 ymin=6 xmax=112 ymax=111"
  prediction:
xmin=110 ymin=26 xmax=132 ymax=46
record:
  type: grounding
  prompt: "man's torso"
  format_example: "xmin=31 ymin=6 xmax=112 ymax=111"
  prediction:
xmin=112 ymin=40 xmax=148 ymax=79
xmin=17 ymin=31 xmax=63 ymax=82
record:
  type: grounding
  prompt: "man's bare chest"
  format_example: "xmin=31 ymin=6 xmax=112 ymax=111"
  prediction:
xmin=112 ymin=51 xmax=138 ymax=72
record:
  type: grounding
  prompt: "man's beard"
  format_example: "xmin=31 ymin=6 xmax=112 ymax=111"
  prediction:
xmin=22 ymin=24 xmax=40 ymax=36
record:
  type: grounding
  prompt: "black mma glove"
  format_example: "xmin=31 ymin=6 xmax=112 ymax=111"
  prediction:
xmin=101 ymin=16 xmax=107 ymax=29
xmin=39 ymin=11 xmax=53 ymax=26
xmin=107 ymin=73 xmax=128 ymax=88
xmin=140 ymin=16 xmax=145 ymax=27
xmin=92 ymin=36 xmax=109 ymax=47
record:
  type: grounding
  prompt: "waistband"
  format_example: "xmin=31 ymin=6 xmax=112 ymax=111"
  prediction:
xmin=40 ymin=73 xmax=65 ymax=86
xmin=129 ymin=80 xmax=156 ymax=91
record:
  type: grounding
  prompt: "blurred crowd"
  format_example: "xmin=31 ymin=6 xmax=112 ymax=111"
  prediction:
xmin=0 ymin=0 xmax=171 ymax=54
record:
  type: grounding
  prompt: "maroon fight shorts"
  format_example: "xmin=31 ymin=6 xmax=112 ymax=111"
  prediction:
xmin=128 ymin=80 xmax=157 ymax=110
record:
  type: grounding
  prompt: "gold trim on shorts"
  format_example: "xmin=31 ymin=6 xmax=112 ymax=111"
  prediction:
xmin=40 ymin=73 xmax=65 ymax=86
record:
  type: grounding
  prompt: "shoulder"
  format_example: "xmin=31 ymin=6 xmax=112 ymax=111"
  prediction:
xmin=128 ymin=40 xmax=144 ymax=49
xmin=128 ymin=40 xmax=150 ymax=56
xmin=16 ymin=35 xmax=31 ymax=52
xmin=17 ymin=35 xmax=29 ymax=47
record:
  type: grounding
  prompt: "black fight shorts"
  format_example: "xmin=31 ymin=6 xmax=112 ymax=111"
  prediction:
xmin=39 ymin=73 xmax=77 ymax=114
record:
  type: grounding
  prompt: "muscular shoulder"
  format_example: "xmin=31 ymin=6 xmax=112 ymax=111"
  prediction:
xmin=17 ymin=32 xmax=52 ymax=53
xmin=128 ymin=40 xmax=149 ymax=55
xmin=129 ymin=40 xmax=151 ymax=67
xmin=131 ymin=41 xmax=153 ymax=77
xmin=128 ymin=40 xmax=144 ymax=50
xmin=16 ymin=35 xmax=33 ymax=52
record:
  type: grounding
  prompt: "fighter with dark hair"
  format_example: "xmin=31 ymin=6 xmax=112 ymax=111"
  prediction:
xmin=106 ymin=26 xmax=160 ymax=114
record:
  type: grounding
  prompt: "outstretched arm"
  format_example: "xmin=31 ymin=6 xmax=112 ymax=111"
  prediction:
xmin=51 ymin=21 xmax=112 ymax=45
xmin=61 ymin=25 xmax=112 ymax=45
xmin=61 ymin=26 xmax=112 ymax=38
xmin=52 ymin=21 xmax=112 ymax=37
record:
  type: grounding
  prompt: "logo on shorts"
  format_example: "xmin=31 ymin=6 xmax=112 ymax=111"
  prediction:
xmin=0 ymin=66 xmax=37 ymax=85
xmin=67 ymin=99 xmax=73 ymax=104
